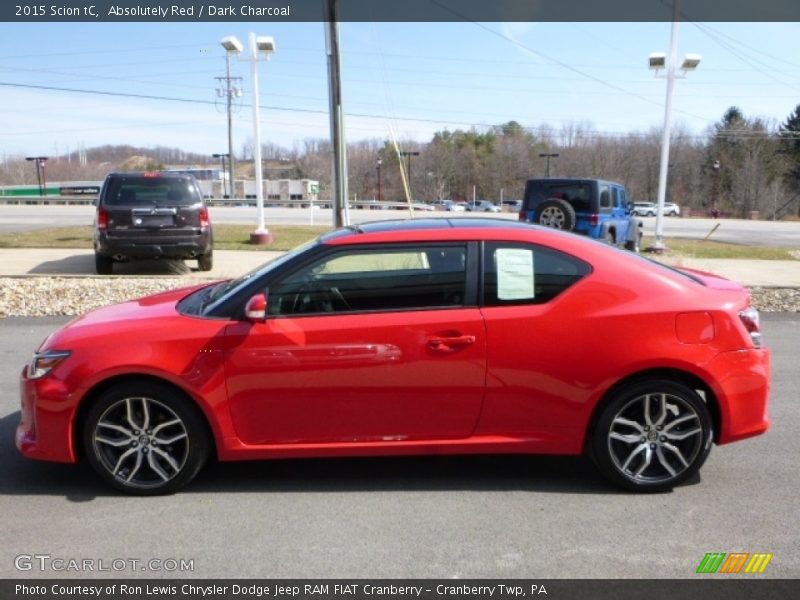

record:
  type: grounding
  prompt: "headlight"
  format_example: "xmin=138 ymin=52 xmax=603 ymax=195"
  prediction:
xmin=27 ymin=350 xmax=71 ymax=380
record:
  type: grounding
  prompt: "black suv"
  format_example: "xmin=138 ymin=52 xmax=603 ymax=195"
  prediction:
xmin=93 ymin=172 xmax=214 ymax=274
xmin=519 ymin=178 xmax=642 ymax=252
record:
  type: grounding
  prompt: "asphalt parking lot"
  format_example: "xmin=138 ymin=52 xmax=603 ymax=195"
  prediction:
xmin=0 ymin=314 xmax=798 ymax=579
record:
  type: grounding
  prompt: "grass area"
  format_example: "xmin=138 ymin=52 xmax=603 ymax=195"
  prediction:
xmin=0 ymin=224 xmax=332 ymax=252
xmin=0 ymin=226 xmax=796 ymax=260
xmin=642 ymin=236 xmax=798 ymax=260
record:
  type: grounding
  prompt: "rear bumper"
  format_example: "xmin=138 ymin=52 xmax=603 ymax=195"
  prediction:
xmin=708 ymin=348 xmax=771 ymax=444
xmin=96 ymin=230 xmax=212 ymax=260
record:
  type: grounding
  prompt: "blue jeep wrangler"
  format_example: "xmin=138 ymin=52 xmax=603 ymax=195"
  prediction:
xmin=519 ymin=178 xmax=643 ymax=252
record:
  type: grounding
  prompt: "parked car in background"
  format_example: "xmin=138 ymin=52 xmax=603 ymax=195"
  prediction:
xmin=93 ymin=171 xmax=213 ymax=274
xmin=633 ymin=202 xmax=657 ymax=217
xmin=466 ymin=200 xmax=501 ymax=213
xmin=18 ymin=219 xmax=769 ymax=494
xmin=664 ymin=202 xmax=681 ymax=216
xmin=519 ymin=177 xmax=643 ymax=252
xmin=432 ymin=199 xmax=465 ymax=212
xmin=412 ymin=202 xmax=436 ymax=212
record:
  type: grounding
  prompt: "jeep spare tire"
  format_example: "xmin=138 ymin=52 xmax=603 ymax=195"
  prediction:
xmin=536 ymin=198 xmax=577 ymax=231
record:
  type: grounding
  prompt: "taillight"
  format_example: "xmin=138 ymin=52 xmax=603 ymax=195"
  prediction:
xmin=96 ymin=207 xmax=108 ymax=230
xmin=739 ymin=306 xmax=762 ymax=348
xmin=588 ymin=214 xmax=599 ymax=226
xmin=199 ymin=206 xmax=210 ymax=229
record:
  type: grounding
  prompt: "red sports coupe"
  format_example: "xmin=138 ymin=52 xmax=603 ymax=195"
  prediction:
xmin=17 ymin=219 xmax=770 ymax=494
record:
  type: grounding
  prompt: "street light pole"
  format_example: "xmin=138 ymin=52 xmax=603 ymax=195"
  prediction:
xmin=539 ymin=152 xmax=559 ymax=177
xmin=248 ymin=32 xmax=275 ymax=245
xmin=25 ymin=156 xmax=48 ymax=195
xmin=219 ymin=37 xmax=243 ymax=200
xmin=399 ymin=151 xmax=420 ymax=193
xmin=648 ymin=0 xmax=700 ymax=253
xmin=376 ymin=154 xmax=382 ymax=201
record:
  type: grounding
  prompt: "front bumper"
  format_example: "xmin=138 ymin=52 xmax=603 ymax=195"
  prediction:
xmin=16 ymin=367 xmax=78 ymax=463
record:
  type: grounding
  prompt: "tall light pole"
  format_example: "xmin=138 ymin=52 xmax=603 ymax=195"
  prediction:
xmin=376 ymin=153 xmax=382 ymax=201
xmin=26 ymin=156 xmax=48 ymax=195
xmin=539 ymin=152 xmax=559 ymax=177
xmin=219 ymin=37 xmax=243 ymax=200
xmin=247 ymin=33 xmax=276 ymax=245
xmin=648 ymin=0 xmax=700 ymax=252
xmin=324 ymin=0 xmax=349 ymax=227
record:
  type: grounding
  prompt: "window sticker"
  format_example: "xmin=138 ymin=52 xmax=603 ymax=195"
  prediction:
xmin=496 ymin=248 xmax=534 ymax=300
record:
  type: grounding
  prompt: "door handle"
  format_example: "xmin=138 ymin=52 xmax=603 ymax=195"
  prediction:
xmin=427 ymin=335 xmax=476 ymax=352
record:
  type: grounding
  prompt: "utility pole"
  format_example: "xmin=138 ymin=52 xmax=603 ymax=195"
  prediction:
xmin=324 ymin=0 xmax=349 ymax=227
xmin=217 ymin=42 xmax=243 ymax=199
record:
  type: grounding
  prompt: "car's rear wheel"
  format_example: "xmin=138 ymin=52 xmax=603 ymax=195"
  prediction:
xmin=83 ymin=382 xmax=210 ymax=495
xmin=591 ymin=380 xmax=713 ymax=492
xmin=95 ymin=253 xmax=113 ymax=275
xmin=536 ymin=198 xmax=576 ymax=231
xmin=603 ymin=230 xmax=615 ymax=246
xmin=198 ymin=251 xmax=213 ymax=272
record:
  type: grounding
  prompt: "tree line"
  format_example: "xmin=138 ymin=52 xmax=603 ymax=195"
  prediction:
xmin=3 ymin=105 xmax=800 ymax=219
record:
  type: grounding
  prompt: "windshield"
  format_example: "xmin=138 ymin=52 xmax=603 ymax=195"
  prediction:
xmin=200 ymin=237 xmax=319 ymax=315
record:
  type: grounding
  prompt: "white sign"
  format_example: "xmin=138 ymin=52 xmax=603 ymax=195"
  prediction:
xmin=496 ymin=248 xmax=534 ymax=300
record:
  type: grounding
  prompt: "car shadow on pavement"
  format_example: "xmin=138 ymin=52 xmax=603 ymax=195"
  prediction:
xmin=1 ymin=411 xmax=702 ymax=498
xmin=28 ymin=254 xmax=193 ymax=276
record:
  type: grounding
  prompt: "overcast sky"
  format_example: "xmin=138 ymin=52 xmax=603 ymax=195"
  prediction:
xmin=1 ymin=21 xmax=799 ymax=158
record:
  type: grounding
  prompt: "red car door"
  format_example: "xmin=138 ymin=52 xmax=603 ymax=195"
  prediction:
xmin=223 ymin=309 xmax=486 ymax=445
xmin=222 ymin=243 xmax=487 ymax=445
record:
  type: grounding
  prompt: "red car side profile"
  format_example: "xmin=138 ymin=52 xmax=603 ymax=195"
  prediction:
xmin=17 ymin=219 xmax=770 ymax=494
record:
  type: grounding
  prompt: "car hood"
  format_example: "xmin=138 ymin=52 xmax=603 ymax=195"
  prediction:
xmin=39 ymin=283 xmax=210 ymax=351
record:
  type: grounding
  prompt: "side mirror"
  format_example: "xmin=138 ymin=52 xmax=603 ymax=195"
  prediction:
xmin=244 ymin=292 xmax=268 ymax=323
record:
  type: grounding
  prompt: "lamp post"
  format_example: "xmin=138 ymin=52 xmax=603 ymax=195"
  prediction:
xmin=25 ymin=156 xmax=48 ymax=195
xmin=219 ymin=36 xmax=243 ymax=201
xmin=398 ymin=151 xmax=420 ymax=192
xmin=376 ymin=154 xmax=383 ymax=201
xmin=212 ymin=153 xmax=229 ymax=198
xmin=539 ymin=152 xmax=559 ymax=177
xmin=711 ymin=159 xmax=720 ymax=218
xmin=647 ymin=0 xmax=700 ymax=252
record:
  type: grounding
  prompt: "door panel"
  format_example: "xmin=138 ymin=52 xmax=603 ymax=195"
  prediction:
xmin=224 ymin=309 xmax=487 ymax=445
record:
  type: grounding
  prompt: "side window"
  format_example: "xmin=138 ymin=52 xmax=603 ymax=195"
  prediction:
xmin=599 ymin=185 xmax=611 ymax=209
xmin=617 ymin=187 xmax=627 ymax=207
xmin=482 ymin=243 xmax=590 ymax=306
xmin=268 ymin=245 xmax=467 ymax=316
xmin=611 ymin=187 xmax=621 ymax=208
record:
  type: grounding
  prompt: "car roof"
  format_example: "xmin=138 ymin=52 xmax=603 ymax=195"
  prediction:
xmin=321 ymin=217 xmax=572 ymax=245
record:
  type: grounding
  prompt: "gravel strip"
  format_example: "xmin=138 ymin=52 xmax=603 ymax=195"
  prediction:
xmin=1 ymin=277 xmax=799 ymax=318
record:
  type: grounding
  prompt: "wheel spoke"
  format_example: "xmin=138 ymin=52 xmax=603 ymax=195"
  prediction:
xmin=655 ymin=446 xmax=677 ymax=477
xmin=126 ymin=452 xmax=143 ymax=482
xmin=609 ymin=432 xmax=641 ymax=443
xmin=654 ymin=394 xmax=668 ymax=426
xmin=125 ymin=398 xmax=139 ymax=431
xmin=662 ymin=442 xmax=690 ymax=468
xmin=633 ymin=445 xmax=653 ymax=478
xmin=112 ymin=447 xmax=138 ymax=475
xmin=620 ymin=443 xmax=647 ymax=473
xmin=152 ymin=447 xmax=181 ymax=473
xmin=154 ymin=432 xmax=187 ymax=445
xmin=95 ymin=435 xmax=132 ymax=447
xmin=140 ymin=398 xmax=151 ymax=431
xmin=147 ymin=451 xmax=170 ymax=482
xmin=644 ymin=394 xmax=654 ymax=427
xmin=664 ymin=414 xmax=697 ymax=432
xmin=152 ymin=418 xmax=182 ymax=436
xmin=97 ymin=420 xmax=133 ymax=437
xmin=612 ymin=417 xmax=644 ymax=433
xmin=665 ymin=427 xmax=702 ymax=441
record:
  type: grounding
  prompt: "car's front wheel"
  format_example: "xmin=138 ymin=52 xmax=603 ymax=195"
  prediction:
xmin=83 ymin=381 xmax=210 ymax=495
xmin=591 ymin=380 xmax=713 ymax=492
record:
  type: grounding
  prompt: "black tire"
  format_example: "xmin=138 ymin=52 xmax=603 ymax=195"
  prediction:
xmin=95 ymin=253 xmax=113 ymax=275
xmin=535 ymin=198 xmax=576 ymax=231
xmin=198 ymin=251 xmax=213 ymax=272
xmin=590 ymin=380 xmax=713 ymax=492
xmin=603 ymin=230 xmax=615 ymax=246
xmin=82 ymin=381 xmax=210 ymax=495
xmin=624 ymin=232 xmax=642 ymax=253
